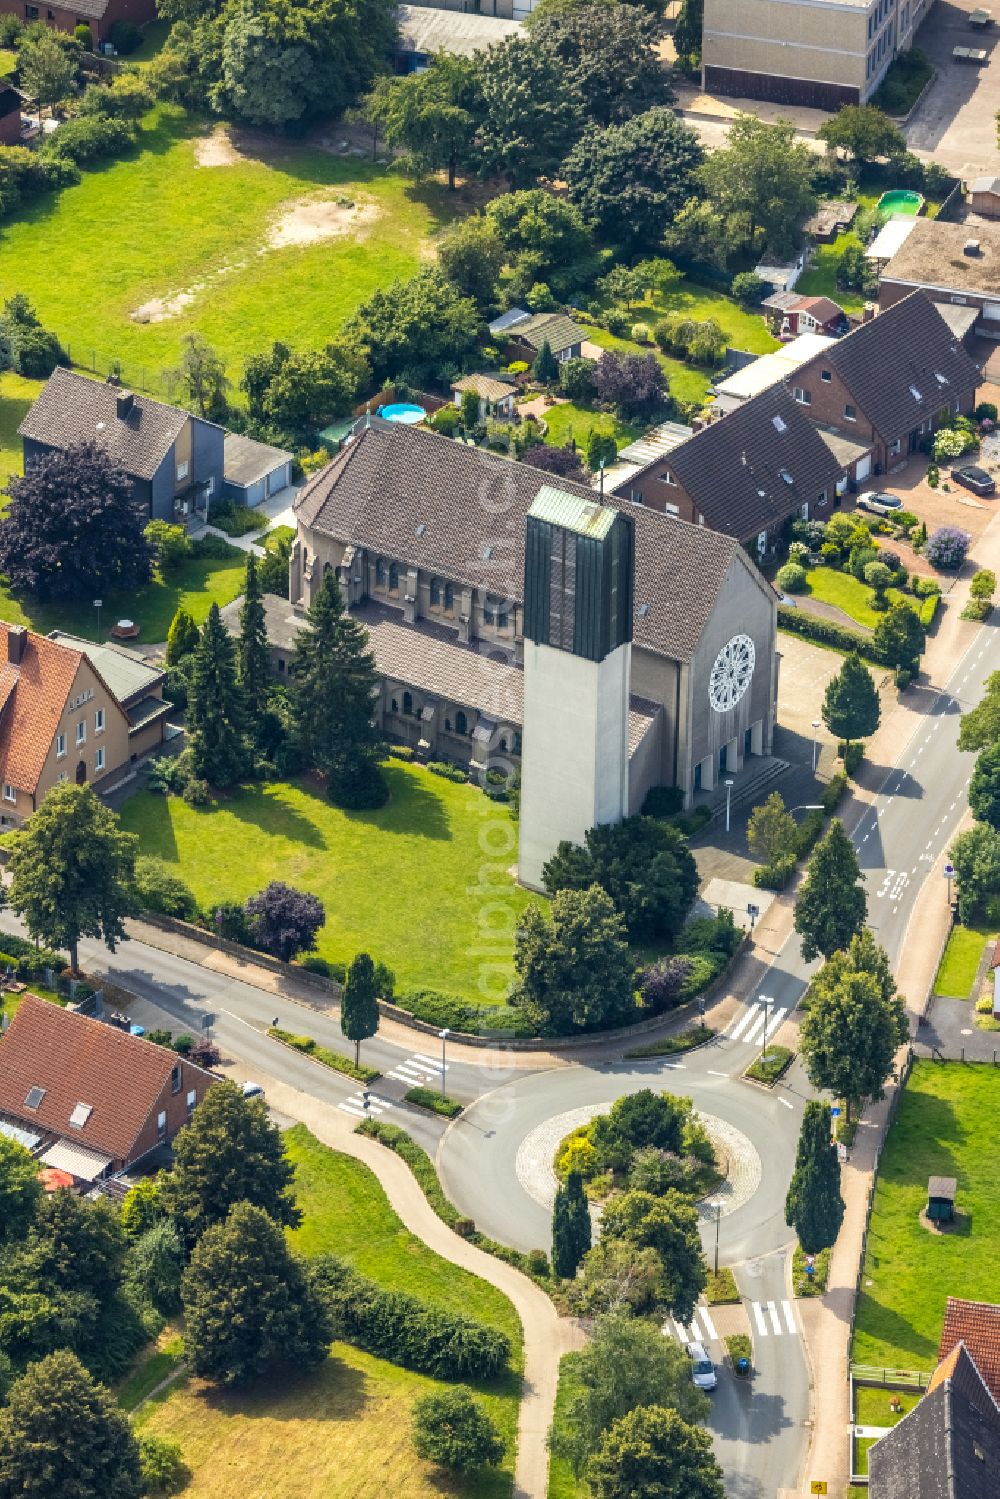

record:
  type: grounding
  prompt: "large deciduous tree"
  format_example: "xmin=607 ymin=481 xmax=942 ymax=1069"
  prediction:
xmin=243 ymin=881 xmax=325 ymax=962
xmin=485 ymin=189 xmax=592 ymax=277
xmin=542 ymin=817 xmax=697 ymax=943
xmin=699 ymin=114 xmax=817 ymax=256
xmin=959 ymin=669 xmax=1000 ymax=752
xmin=552 ymin=1169 xmax=591 ymax=1279
xmin=563 ymin=107 xmax=704 ymax=253
xmin=7 ymin=783 xmax=137 ymax=972
xmin=593 ymin=350 xmax=667 ymax=420
xmin=0 ymin=1138 xmax=41 ymax=1245
xmin=167 ymin=331 xmax=229 ymax=421
xmin=182 ymin=1202 xmax=330 ymax=1386
xmin=292 ymin=571 xmax=386 ymax=808
xmin=950 ymin=823 xmax=1000 ymax=924
xmin=237 ymin=552 xmax=271 ymax=736
xmin=0 ymin=442 xmax=152 ymax=602
xmin=346 ymin=267 xmax=481 ymax=386
xmin=551 ymin=1315 xmax=709 ymax=1476
xmin=747 ymin=791 xmax=798 ymax=866
xmin=341 ymin=950 xmax=380 ymax=1065
xmin=793 ymin=820 xmax=867 ymax=962
xmin=437 ymin=215 xmax=506 ymax=308
xmin=785 ymin=1099 xmax=845 ymax=1254
xmin=599 ymin=1189 xmax=707 ymax=1323
xmin=19 ymin=33 xmax=77 ymax=115
xmin=822 ymin=652 xmax=880 ymax=749
xmin=0 ymin=1350 xmax=142 ymax=1499
xmin=368 ymin=54 xmax=479 ymax=190
xmin=872 ymin=600 xmax=924 ymax=673
xmin=969 ymin=740 xmax=1000 ymax=829
xmin=473 ymin=37 xmax=585 ymax=186
xmin=529 ymin=2 xmax=668 ymax=126
xmin=513 ymin=885 xmax=636 ymax=1034
xmin=800 ymin=967 xmax=907 ymax=1123
xmin=587 ymin=1404 xmax=725 ymax=1499
xmin=163 ymin=1079 xmax=300 ymax=1246
xmin=818 ymin=104 xmax=906 ymax=165
xmin=186 ymin=601 xmax=248 ymax=787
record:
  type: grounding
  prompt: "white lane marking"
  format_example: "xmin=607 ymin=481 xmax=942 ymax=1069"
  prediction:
xmin=782 ymin=1300 xmax=797 ymax=1336
xmin=707 ymin=1069 xmax=729 ymax=1078
xmin=752 ymin=1301 xmax=768 ymax=1337
xmin=728 ymin=1004 xmax=762 ymax=1042
xmin=698 ymin=1305 xmax=719 ymax=1342
xmin=767 ymin=1301 xmax=782 ymax=1335
xmin=664 ymin=1062 xmax=687 ymax=1070
xmin=778 ymin=1097 xmax=794 ymax=1109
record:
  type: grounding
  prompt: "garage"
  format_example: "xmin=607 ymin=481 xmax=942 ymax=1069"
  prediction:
xmin=855 ymin=452 xmax=872 ymax=482
xmin=222 ymin=433 xmax=294 ymax=508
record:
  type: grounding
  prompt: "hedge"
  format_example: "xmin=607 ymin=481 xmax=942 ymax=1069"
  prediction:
xmin=267 ymin=1027 xmax=380 ymax=1084
xmin=918 ymin=594 xmax=939 ymax=630
xmin=821 ymin=772 xmax=848 ymax=814
xmin=356 ymin=1119 xmax=552 ymax=1283
xmin=309 ymin=1253 xmax=511 ymax=1380
xmin=404 ymin=1085 xmax=462 ymax=1118
xmin=393 ymin=988 xmax=537 ymax=1039
xmin=778 ymin=605 xmax=888 ymax=664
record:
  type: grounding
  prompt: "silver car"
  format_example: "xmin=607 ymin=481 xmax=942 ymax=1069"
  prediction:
xmin=857 ymin=490 xmax=903 ymax=517
xmin=688 ymin=1340 xmax=718 ymax=1391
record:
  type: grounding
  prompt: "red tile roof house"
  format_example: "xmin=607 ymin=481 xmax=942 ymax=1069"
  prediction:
xmin=939 ymin=1298 xmax=1000 ymax=1410
xmin=0 ymin=995 xmax=215 ymax=1180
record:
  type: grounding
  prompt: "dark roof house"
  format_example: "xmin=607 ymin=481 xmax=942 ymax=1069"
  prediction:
xmin=869 ymin=1343 xmax=1000 ymax=1499
xmin=613 ymin=383 xmax=844 ymax=546
xmin=487 ymin=309 xmax=585 ymax=360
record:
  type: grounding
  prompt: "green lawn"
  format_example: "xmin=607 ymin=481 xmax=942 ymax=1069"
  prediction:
xmin=0 ymin=372 xmax=44 ymax=494
xmin=0 ymin=541 xmax=247 ymax=643
xmin=854 ymin=1434 xmax=880 ymax=1476
xmin=801 ymin=567 xmax=904 ymax=630
xmin=853 ymin=1062 xmax=1000 ymax=1371
xmin=795 ymin=234 xmax=867 ymax=315
xmin=129 ymin=19 xmax=172 ymax=63
xmin=585 ymin=325 xmax=713 ymax=408
xmin=540 ymin=401 xmax=642 ymax=453
xmin=0 ymin=105 xmax=457 ymax=391
xmin=119 ymin=761 xmax=541 ymax=997
xmin=933 ymin=924 xmax=992 ymax=999
xmin=854 ymin=1385 xmax=921 ymax=1428
xmin=0 ymin=48 xmax=15 ymax=76
xmin=645 ymin=279 xmax=779 ymax=355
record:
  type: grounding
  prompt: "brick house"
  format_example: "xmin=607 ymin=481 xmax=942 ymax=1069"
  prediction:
xmin=0 ymin=622 xmax=172 ymax=828
xmin=20 ymin=367 xmax=225 ymax=525
xmin=878 ymin=219 xmax=1000 ymax=339
xmin=0 ymin=84 xmax=21 ymax=146
xmin=0 ymin=995 xmax=215 ymax=1179
xmin=613 ymin=383 xmax=845 ymax=555
xmin=787 ymin=291 xmax=982 ymax=478
xmin=2 ymin=0 xmax=156 ymax=50
xmin=761 ymin=292 xmax=848 ymax=339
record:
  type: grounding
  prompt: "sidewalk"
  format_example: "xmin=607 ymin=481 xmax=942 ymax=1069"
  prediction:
xmin=223 ymin=1065 xmax=586 ymax=1499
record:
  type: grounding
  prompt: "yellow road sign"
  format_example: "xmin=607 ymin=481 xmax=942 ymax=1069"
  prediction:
xmin=810 ymin=1484 xmax=828 ymax=1495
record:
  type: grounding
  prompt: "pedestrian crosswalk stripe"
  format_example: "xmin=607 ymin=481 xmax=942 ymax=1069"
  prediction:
xmin=663 ymin=1306 xmax=720 ymax=1347
xmin=393 ymin=1064 xmax=427 ymax=1081
xmin=414 ymin=1052 xmax=447 ymax=1069
xmin=749 ymin=1300 xmax=799 ymax=1338
xmin=699 ymin=1305 xmax=719 ymax=1342
xmin=406 ymin=1058 xmax=441 ymax=1077
xmin=338 ymin=1092 xmax=392 ymax=1118
xmin=673 ymin=1321 xmax=692 ymax=1344
xmin=767 ymin=1301 xmax=782 ymax=1335
xmin=387 ymin=1070 xmax=416 ymax=1083
xmin=752 ymin=1301 xmax=769 ymax=1336
xmin=782 ymin=1299 xmax=797 ymax=1336
xmin=728 ymin=1003 xmax=763 ymax=1042
xmin=338 ymin=1100 xmax=367 ymax=1117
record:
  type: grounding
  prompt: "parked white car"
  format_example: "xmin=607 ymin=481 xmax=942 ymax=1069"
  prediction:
xmin=688 ymin=1340 xmax=718 ymax=1391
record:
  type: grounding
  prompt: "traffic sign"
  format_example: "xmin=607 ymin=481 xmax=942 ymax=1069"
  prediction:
xmin=830 ymin=1106 xmax=841 ymax=1117
xmin=201 ymin=1012 xmax=216 ymax=1031
xmin=747 ymin=903 xmax=760 ymax=918
xmin=944 ymin=863 xmax=955 ymax=878
xmin=811 ymin=1483 xmax=828 ymax=1495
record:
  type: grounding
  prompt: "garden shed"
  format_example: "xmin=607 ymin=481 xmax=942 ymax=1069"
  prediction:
xmin=223 ymin=433 xmax=293 ymax=508
xmin=927 ymin=1176 xmax=957 ymax=1224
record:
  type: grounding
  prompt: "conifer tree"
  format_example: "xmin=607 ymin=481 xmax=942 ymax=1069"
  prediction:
xmin=237 ymin=553 xmax=271 ymax=738
xmin=553 ymin=1170 xmax=593 ymax=1279
xmin=292 ymin=572 xmax=385 ymax=807
xmin=165 ymin=606 xmax=200 ymax=666
xmin=187 ymin=602 xmax=248 ymax=787
xmin=785 ymin=1100 xmax=845 ymax=1254
xmin=341 ymin=951 xmax=380 ymax=1066
xmin=794 ymin=820 xmax=867 ymax=962
xmin=534 ymin=338 xmax=559 ymax=384
xmin=821 ymin=652 xmax=880 ymax=750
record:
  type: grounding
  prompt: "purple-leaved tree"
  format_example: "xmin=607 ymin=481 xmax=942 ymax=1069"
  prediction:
xmin=924 ymin=526 xmax=971 ymax=572
xmin=521 ymin=444 xmax=587 ymax=483
xmin=243 ymin=882 xmax=326 ymax=963
xmin=594 ymin=351 xmax=667 ymax=420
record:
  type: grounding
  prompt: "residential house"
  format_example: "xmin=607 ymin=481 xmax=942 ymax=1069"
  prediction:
xmin=878 ymin=219 xmax=1000 ymax=338
xmin=613 ymin=382 xmax=845 ymax=555
xmin=789 ymin=290 xmax=982 ymax=477
xmin=20 ymin=367 xmax=225 ymax=525
xmin=938 ymin=1299 xmax=1000 ymax=1407
xmin=0 ymin=995 xmax=215 ymax=1181
xmin=702 ymin=0 xmax=933 ymax=109
xmin=395 ymin=4 xmax=520 ymax=69
xmin=222 ymin=433 xmax=293 ymax=509
xmin=274 ymin=422 xmax=779 ymax=806
xmin=760 ymin=293 xmax=849 ymax=339
xmin=711 ymin=332 xmax=839 ymax=416
xmin=868 ymin=1342 xmax=1000 ymax=1498
xmin=0 ymin=622 xmax=171 ymax=828
xmin=0 ymin=0 xmax=156 ymax=49
xmin=488 ymin=308 xmax=585 ymax=364
xmin=970 ymin=177 xmax=1000 ymax=219
xmin=452 ymin=373 xmax=518 ymax=421
xmin=753 ymin=250 xmax=808 ymax=295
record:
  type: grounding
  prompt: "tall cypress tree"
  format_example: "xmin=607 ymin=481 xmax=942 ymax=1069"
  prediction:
xmin=784 ymin=1100 xmax=845 ymax=1254
xmin=187 ymin=602 xmax=248 ymax=787
xmin=793 ymin=820 xmax=867 ymax=962
xmin=292 ymin=572 xmax=386 ymax=808
xmin=341 ymin=951 xmax=380 ymax=1067
xmin=237 ymin=553 xmax=271 ymax=739
xmin=552 ymin=1170 xmax=591 ymax=1279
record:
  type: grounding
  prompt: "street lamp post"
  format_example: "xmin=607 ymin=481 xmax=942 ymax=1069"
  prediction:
xmin=944 ymin=862 xmax=955 ymax=910
xmin=94 ymin=598 xmax=102 ymax=643
xmin=724 ymin=777 xmax=735 ymax=833
xmin=811 ymin=719 xmax=821 ymax=773
xmin=439 ymin=1028 xmax=450 ymax=1099
xmin=713 ymin=1199 xmax=722 ymax=1275
xmin=759 ymin=994 xmax=773 ymax=1063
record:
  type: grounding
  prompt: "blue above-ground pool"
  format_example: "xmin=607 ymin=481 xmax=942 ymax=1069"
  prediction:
xmin=377 ymin=402 xmax=427 ymax=425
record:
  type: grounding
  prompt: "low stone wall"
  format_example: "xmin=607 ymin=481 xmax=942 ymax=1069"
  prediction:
xmin=133 ymin=912 xmax=742 ymax=1051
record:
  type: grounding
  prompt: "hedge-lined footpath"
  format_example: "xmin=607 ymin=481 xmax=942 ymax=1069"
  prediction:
xmin=356 ymin=1119 xmax=554 ymax=1290
xmin=778 ymin=605 xmax=887 ymax=662
xmin=268 ymin=1026 xmax=380 ymax=1084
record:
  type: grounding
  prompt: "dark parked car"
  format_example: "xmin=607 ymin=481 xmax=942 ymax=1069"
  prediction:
xmin=952 ymin=465 xmax=996 ymax=497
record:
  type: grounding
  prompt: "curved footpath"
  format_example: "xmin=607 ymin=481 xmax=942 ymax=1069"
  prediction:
xmin=238 ymin=1072 xmax=585 ymax=1499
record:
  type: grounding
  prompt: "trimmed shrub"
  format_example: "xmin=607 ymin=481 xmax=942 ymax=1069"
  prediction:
xmin=842 ymin=741 xmax=863 ymax=775
xmin=795 ymin=808 xmax=826 ymax=859
xmin=925 ymin=526 xmax=971 ymax=572
xmin=309 ymin=1255 xmax=510 ymax=1379
xmin=975 ymin=402 xmax=998 ymax=423
xmin=918 ymin=594 xmax=939 ymax=629
xmin=134 ymin=856 xmax=198 ymax=921
xmin=894 ymin=666 xmax=913 ymax=690
xmin=912 ymin=575 xmax=941 ymax=598
xmin=753 ymin=853 xmax=797 ymax=890
xmin=641 ymin=785 xmax=684 ymax=818
xmin=776 ymin=562 xmax=807 ymax=594
xmin=730 ymin=271 xmax=766 ymax=305
xmin=821 ymin=771 xmax=848 ymax=814
xmin=41 ymin=114 xmax=136 ymax=166
xmin=427 ymin=761 xmax=468 ymax=783
xmin=638 ymin=956 xmax=694 ymax=1013
xmin=109 ymin=19 xmax=142 ymax=52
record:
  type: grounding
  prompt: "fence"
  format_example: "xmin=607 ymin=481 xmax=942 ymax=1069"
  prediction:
xmin=850 ymin=1363 xmax=932 ymax=1391
xmin=61 ymin=343 xmax=175 ymax=402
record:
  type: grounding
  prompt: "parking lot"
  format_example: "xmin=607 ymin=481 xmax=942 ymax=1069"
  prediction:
xmin=906 ymin=0 xmax=1000 ymax=176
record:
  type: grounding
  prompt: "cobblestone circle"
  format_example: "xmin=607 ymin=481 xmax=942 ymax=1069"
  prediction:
xmin=514 ymin=1104 xmax=762 ymax=1220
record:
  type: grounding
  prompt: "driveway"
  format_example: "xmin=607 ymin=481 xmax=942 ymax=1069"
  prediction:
xmin=905 ymin=0 xmax=1000 ymax=177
